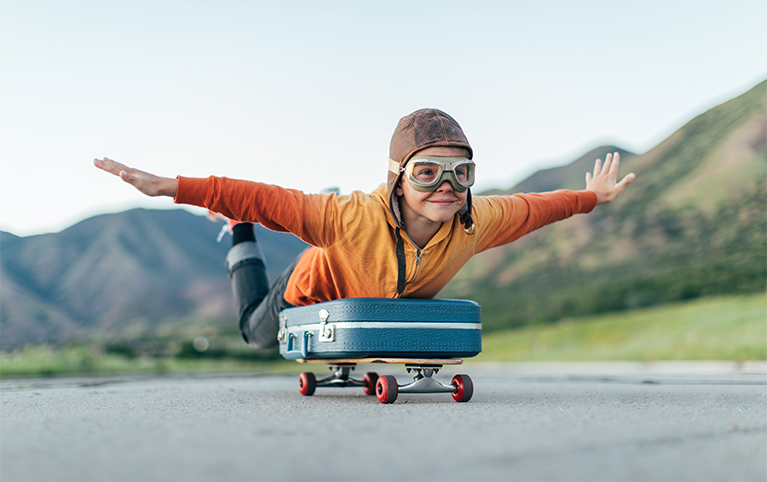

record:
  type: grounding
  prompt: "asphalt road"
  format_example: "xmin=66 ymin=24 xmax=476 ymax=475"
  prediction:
xmin=2 ymin=362 xmax=766 ymax=482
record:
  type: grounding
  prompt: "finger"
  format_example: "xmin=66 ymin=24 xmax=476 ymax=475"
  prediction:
xmin=608 ymin=152 xmax=621 ymax=176
xmin=601 ymin=153 xmax=613 ymax=177
xmin=585 ymin=171 xmax=592 ymax=186
xmin=94 ymin=157 xmax=115 ymax=173
xmin=94 ymin=157 xmax=129 ymax=176
xmin=593 ymin=158 xmax=602 ymax=177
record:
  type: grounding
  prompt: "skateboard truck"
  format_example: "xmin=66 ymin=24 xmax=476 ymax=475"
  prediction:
xmin=296 ymin=358 xmax=473 ymax=404
xmin=314 ymin=363 xmax=366 ymax=389
xmin=398 ymin=366 xmax=455 ymax=395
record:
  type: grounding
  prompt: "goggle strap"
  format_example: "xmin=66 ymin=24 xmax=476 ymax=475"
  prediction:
xmin=388 ymin=158 xmax=403 ymax=175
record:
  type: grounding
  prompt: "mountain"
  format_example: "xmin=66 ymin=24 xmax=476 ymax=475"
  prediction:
xmin=0 ymin=209 xmax=307 ymax=347
xmin=2 ymin=81 xmax=764 ymax=346
xmin=483 ymin=145 xmax=637 ymax=195
xmin=441 ymin=80 xmax=767 ymax=331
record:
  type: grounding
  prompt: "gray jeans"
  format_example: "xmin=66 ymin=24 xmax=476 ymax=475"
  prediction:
xmin=226 ymin=242 xmax=302 ymax=349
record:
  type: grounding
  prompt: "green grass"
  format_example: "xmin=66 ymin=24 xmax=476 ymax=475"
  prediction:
xmin=2 ymin=294 xmax=764 ymax=378
xmin=476 ymin=293 xmax=766 ymax=362
xmin=0 ymin=344 xmax=298 ymax=378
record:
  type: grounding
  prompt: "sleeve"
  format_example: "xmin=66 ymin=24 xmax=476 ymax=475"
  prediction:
xmin=472 ymin=189 xmax=598 ymax=251
xmin=173 ymin=175 xmax=345 ymax=247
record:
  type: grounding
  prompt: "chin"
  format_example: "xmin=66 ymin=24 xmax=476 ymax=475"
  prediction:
xmin=432 ymin=213 xmax=458 ymax=223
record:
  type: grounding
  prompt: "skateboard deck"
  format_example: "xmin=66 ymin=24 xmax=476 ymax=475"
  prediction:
xmin=298 ymin=357 xmax=463 ymax=365
xmin=295 ymin=357 xmax=472 ymax=404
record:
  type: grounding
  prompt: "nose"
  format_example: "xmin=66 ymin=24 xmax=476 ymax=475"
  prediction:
xmin=435 ymin=180 xmax=454 ymax=192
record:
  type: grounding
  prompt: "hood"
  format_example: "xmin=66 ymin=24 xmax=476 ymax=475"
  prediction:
xmin=387 ymin=108 xmax=474 ymax=231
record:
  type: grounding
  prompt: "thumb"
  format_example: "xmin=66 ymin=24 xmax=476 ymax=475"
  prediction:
xmin=618 ymin=173 xmax=636 ymax=188
xmin=119 ymin=170 xmax=141 ymax=188
xmin=607 ymin=173 xmax=636 ymax=202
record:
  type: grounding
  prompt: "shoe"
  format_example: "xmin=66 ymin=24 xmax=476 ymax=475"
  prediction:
xmin=207 ymin=210 xmax=239 ymax=242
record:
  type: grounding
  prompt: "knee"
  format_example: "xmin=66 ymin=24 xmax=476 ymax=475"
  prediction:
xmin=239 ymin=307 xmax=279 ymax=349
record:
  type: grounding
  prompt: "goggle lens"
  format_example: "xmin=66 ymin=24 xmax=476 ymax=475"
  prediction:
xmin=406 ymin=158 xmax=475 ymax=191
xmin=411 ymin=162 xmax=442 ymax=184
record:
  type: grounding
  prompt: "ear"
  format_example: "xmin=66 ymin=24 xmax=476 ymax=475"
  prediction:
xmin=395 ymin=183 xmax=404 ymax=197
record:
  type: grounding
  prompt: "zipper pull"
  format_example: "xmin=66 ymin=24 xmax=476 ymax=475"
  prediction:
xmin=415 ymin=248 xmax=421 ymax=265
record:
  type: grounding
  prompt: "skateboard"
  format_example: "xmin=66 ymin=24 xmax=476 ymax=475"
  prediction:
xmin=295 ymin=357 xmax=473 ymax=404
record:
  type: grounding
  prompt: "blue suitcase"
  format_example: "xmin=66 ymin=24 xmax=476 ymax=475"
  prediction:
xmin=279 ymin=298 xmax=482 ymax=403
xmin=278 ymin=298 xmax=482 ymax=360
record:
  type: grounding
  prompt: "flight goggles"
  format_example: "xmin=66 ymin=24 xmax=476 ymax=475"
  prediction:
xmin=390 ymin=156 xmax=476 ymax=192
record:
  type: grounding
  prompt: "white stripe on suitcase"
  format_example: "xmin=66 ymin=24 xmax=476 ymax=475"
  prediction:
xmin=286 ymin=322 xmax=481 ymax=332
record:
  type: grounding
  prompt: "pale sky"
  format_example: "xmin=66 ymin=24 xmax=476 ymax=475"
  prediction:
xmin=1 ymin=0 xmax=765 ymax=237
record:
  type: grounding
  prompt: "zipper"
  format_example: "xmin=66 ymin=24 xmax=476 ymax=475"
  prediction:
xmin=399 ymin=230 xmax=426 ymax=289
xmin=402 ymin=230 xmax=423 ymax=265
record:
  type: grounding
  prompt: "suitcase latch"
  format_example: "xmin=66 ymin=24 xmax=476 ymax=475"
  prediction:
xmin=318 ymin=309 xmax=334 ymax=342
xmin=277 ymin=315 xmax=288 ymax=343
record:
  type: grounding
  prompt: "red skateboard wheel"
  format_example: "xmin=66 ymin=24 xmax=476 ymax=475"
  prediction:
xmin=376 ymin=375 xmax=398 ymax=404
xmin=298 ymin=372 xmax=316 ymax=396
xmin=363 ymin=372 xmax=379 ymax=396
xmin=451 ymin=374 xmax=473 ymax=402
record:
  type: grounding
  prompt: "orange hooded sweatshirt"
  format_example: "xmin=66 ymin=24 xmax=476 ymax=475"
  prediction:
xmin=175 ymin=177 xmax=597 ymax=306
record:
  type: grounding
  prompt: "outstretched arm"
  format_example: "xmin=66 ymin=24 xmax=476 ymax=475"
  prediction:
xmin=585 ymin=152 xmax=636 ymax=205
xmin=94 ymin=157 xmax=178 ymax=198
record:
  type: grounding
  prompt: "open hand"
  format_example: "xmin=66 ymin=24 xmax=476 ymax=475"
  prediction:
xmin=585 ymin=152 xmax=636 ymax=205
xmin=93 ymin=157 xmax=178 ymax=198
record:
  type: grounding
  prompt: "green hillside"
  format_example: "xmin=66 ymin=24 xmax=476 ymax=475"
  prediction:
xmin=443 ymin=80 xmax=767 ymax=332
xmin=476 ymin=293 xmax=766 ymax=362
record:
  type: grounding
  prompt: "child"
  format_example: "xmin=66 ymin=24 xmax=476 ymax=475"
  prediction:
xmin=94 ymin=108 xmax=635 ymax=348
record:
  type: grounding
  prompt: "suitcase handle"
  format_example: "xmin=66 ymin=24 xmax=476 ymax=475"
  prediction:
xmin=286 ymin=331 xmax=311 ymax=358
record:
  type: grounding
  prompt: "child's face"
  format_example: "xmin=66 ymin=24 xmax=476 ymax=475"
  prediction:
xmin=395 ymin=147 xmax=470 ymax=226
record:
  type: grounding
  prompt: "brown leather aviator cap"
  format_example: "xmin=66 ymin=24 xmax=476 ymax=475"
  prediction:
xmin=387 ymin=108 xmax=473 ymax=227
